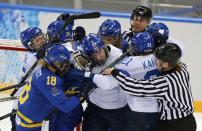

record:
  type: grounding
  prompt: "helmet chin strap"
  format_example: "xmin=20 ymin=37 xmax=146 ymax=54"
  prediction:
xmin=48 ymin=62 xmax=70 ymax=77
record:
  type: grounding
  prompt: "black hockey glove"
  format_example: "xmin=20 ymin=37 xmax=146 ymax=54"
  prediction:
xmin=73 ymin=26 xmax=86 ymax=41
xmin=36 ymin=46 xmax=46 ymax=59
xmin=79 ymin=79 xmax=97 ymax=100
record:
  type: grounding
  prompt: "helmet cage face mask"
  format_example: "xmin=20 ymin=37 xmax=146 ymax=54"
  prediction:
xmin=44 ymin=44 xmax=71 ymax=76
xmin=29 ymin=34 xmax=47 ymax=51
xmin=52 ymin=61 xmax=70 ymax=76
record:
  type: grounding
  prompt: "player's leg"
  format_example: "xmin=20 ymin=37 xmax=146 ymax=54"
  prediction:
xmin=106 ymin=105 xmax=130 ymax=131
xmin=49 ymin=104 xmax=83 ymax=131
xmin=158 ymin=114 xmax=196 ymax=131
xmin=124 ymin=110 xmax=160 ymax=131
xmin=82 ymin=102 xmax=109 ymax=131
xmin=10 ymin=109 xmax=17 ymax=131
xmin=11 ymin=87 xmax=24 ymax=131
xmin=15 ymin=113 xmax=42 ymax=131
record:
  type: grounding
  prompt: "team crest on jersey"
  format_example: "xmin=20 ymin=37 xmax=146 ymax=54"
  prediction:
xmin=52 ymin=86 xmax=59 ymax=96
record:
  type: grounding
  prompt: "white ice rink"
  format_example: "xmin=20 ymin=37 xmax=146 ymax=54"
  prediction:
xmin=0 ymin=100 xmax=201 ymax=131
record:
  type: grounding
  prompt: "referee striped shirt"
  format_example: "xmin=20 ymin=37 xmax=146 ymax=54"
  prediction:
xmin=111 ymin=63 xmax=194 ymax=120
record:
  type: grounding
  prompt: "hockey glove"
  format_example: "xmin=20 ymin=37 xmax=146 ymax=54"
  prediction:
xmin=63 ymin=68 xmax=94 ymax=82
xmin=36 ymin=45 xmax=46 ymax=59
xmin=79 ymin=80 xmax=97 ymax=100
xmin=73 ymin=26 xmax=86 ymax=41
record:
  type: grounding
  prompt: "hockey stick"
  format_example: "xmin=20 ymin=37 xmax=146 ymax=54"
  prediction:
xmin=0 ymin=82 xmax=26 ymax=92
xmin=56 ymin=12 xmax=101 ymax=41
xmin=0 ymin=110 xmax=16 ymax=121
xmin=0 ymin=96 xmax=18 ymax=102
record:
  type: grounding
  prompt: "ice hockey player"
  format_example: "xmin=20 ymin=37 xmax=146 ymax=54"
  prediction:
xmin=15 ymin=44 xmax=81 ymax=131
xmin=98 ymin=19 xmax=127 ymax=51
xmin=77 ymin=33 xmax=128 ymax=131
xmin=95 ymin=32 xmax=162 ymax=131
xmin=10 ymin=27 xmax=47 ymax=131
xmin=46 ymin=19 xmax=84 ymax=131
xmin=123 ymin=6 xmax=153 ymax=51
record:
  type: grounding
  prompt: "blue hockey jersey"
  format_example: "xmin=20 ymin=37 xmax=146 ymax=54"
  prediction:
xmin=17 ymin=66 xmax=80 ymax=123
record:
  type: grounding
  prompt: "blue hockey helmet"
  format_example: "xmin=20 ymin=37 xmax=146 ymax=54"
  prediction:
xmin=47 ymin=20 xmax=73 ymax=43
xmin=20 ymin=27 xmax=44 ymax=49
xmin=44 ymin=44 xmax=71 ymax=66
xmin=146 ymin=22 xmax=169 ymax=40
xmin=82 ymin=33 xmax=104 ymax=56
xmin=98 ymin=19 xmax=121 ymax=37
xmin=130 ymin=32 xmax=155 ymax=55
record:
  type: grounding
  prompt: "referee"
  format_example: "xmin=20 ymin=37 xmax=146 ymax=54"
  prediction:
xmin=103 ymin=43 xmax=196 ymax=131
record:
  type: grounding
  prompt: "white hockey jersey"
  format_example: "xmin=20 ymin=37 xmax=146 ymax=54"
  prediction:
xmin=93 ymin=54 xmax=160 ymax=112
xmin=89 ymin=45 xmax=128 ymax=109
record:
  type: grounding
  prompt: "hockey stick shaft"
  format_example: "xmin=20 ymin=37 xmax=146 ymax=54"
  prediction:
xmin=0 ymin=60 xmax=38 ymax=93
xmin=0 ymin=96 xmax=18 ymax=102
xmin=0 ymin=110 xmax=16 ymax=120
xmin=85 ymin=50 xmax=131 ymax=100
xmin=99 ymin=50 xmax=131 ymax=73
xmin=10 ymin=60 xmax=38 ymax=96
xmin=0 ymin=82 xmax=26 ymax=92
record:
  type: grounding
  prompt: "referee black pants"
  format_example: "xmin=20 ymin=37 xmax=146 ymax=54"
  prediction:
xmin=158 ymin=114 xmax=197 ymax=131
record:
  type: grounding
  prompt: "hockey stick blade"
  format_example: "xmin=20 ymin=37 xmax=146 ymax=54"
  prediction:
xmin=56 ymin=12 xmax=101 ymax=41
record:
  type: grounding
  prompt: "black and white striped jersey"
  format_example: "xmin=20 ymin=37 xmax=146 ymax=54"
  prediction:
xmin=111 ymin=63 xmax=194 ymax=120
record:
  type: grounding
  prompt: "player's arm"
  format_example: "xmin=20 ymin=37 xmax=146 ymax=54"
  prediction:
xmin=34 ymin=75 xmax=80 ymax=113
xmin=93 ymin=74 xmax=119 ymax=90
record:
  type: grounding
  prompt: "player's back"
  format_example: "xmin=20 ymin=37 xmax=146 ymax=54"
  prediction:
xmin=17 ymin=67 xmax=64 ymax=122
xmin=117 ymin=54 xmax=160 ymax=112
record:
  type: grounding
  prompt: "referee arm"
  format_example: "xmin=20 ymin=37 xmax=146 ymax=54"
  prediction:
xmin=110 ymin=69 xmax=169 ymax=97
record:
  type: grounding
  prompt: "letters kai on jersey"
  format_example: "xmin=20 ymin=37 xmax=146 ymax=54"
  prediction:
xmin=142 ymin=58 xmax=155 ymax=69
